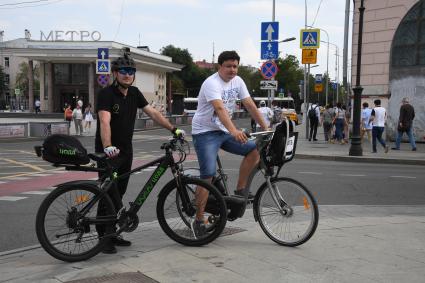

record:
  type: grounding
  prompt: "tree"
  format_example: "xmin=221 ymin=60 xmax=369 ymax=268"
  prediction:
xmin=0 ymin=66 xmax=7 ymax=109
xmin=274 ymin=55 xmax=304 ymax=109
xmin=160 ymin=45 xmax=214 ymax=97
xmin=15 ymin=61 xmax=40 ymax=97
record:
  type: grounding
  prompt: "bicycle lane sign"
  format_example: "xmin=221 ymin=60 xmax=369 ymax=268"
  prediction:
xmin=260 ymin=60 xmax=278 ymax=80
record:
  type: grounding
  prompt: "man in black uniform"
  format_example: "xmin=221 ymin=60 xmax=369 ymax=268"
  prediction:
xmin=95 ymin=48 xmax=184 ymax=254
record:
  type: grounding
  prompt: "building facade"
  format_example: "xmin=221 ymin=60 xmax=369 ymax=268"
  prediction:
xmin=352 ymin=0 xmax=425 ymax=141
xmin=0 ymin=37 xmax=182 ymax=113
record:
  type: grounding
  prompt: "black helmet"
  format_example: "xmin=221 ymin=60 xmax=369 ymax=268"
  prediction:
xmin=111 ymin=48 xmax=136 ymax=71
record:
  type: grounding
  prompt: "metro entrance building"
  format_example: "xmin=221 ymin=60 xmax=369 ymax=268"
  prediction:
xmin=0 ymin=37 xmax=182 ymax=113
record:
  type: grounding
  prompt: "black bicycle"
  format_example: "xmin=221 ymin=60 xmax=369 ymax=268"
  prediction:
xmin=34 ymin=135 xmax=227 ymax=262
xmin=186 ymin=119 xmax=319 ymax=246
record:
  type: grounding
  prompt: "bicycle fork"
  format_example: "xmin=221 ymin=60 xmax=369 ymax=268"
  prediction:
xmin=265 ymin=177 xmax=293 ymax=217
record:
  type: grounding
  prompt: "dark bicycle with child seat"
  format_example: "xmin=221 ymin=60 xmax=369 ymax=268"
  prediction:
xmin=34 ymin=135 xmax=227 ymax=262
xmin=186 ymin=119 xmax=319 ymax=246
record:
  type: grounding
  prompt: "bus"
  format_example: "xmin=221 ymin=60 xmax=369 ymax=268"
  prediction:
xmin=183 ymin=97 xmax=198 ymax=115
xmin=252 ymin=97 xmax=299 ymax=125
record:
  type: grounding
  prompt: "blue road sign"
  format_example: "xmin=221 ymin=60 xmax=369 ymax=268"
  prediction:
xmin=261 ymin=22 xmax=279 ymax=41
xmin=260 ymin=60 xmax=278 ymax=80
xmin=261 ymin=41 xmax=279 ymax=60
xmin=300 ymin=29 xmax=320 ymax=49
xmin=315 ymin=74 xmax=323 ymax=83
xmin=97 ymin=48 xmax=109 ymax=59
xmin=332 ymin=82 xmax=338 ymax=90
xmin=96 ymin=59 xmax=111 ymax=74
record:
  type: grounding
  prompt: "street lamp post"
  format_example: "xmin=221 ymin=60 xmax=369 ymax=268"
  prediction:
xmin=349 ymin=0 xmax=365 ymax=156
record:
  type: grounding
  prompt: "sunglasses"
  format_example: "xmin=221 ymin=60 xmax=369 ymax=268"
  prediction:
xmin=118 ymin=67 xmax=136 ymax=76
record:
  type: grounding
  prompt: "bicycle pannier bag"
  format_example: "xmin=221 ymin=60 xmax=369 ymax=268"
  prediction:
xmin=42 ymin=134 xmax=90 ymax=165
xmin=266 ymin=121 xmax=288 ymax=166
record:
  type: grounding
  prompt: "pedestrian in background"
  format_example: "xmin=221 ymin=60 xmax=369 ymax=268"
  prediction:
xmin=321 ymin=104 xmax=333 ymax=142
xmin=361 ymin=102 xmax=372 ymax=143
xmin=64 ymin=104 xmax=73 ymax=129
xmin=392 ymin=97 xmax=416 ymax=151
xmin=72 ymin=103 xmax=83 ymax=135
xmin=257 ymin=100 xmax=273 ymax=131
xmin=35 ymin=99 xmax=41 ymax=114
xmin=83 ymin=103 xmax=94 ymax=133
xmin=308 ymin=102 xmax=320 ymax=141
xmin=333 ymin=102 xmax=346 ymax=144
xmin=369 ymin=99 xmax=389 ymax=153
xmin=342 ymin=105 xmax=351 ymax=143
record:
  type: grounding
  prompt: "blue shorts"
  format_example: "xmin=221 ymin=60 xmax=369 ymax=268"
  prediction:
xmin=192 ymin=131 xmax=257 ymax=179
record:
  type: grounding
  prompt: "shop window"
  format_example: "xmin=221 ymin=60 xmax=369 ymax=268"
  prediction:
xmin=392 ymin=0 xmax=425 ymax=66
xmin=4 ymin=57 xmax=9 ymax=68
xmin=4 ymin=74 xmax=9 ymax=85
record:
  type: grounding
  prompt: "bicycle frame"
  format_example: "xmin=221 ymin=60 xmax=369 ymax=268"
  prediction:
xmin=64 ymin=144 xmax=190 ymax=233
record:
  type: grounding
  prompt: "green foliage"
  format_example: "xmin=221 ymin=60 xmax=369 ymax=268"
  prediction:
xmin=0 ymin=65 xmax=6 ymax=96
xmin=274 ymin=55 xmax=304 ymax=108
xmin=15 ymin=61 xmax=40 ymax=97
xmin=160 ymin=45 xmax=214 ymax=97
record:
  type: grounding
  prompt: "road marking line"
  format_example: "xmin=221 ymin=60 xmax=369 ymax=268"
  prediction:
xmin=21 ymin=191 xmax=50 ymax=195
xmin=338 ymin=174 xmax=366 ymax=177
xmin=297 ymin=172 xmax=323 ymax=175
xmin=0 ymin=158 xmax=44 ymax=172
xmin=390 ymin=176 xmax=416 ymax=179
xmin=0 ymin=196 xmax=28 ymax=201
xmin=32 ymin=174 xmax=53 ymax=177
xmin=7 ymin=177 xmax=30 ymax=180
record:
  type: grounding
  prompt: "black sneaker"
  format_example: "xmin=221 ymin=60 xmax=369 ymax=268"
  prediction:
xmin=102 ymin=243 xmax=117 ymax=254
xmin=190 ymin=219 xmax=206 ymax=239
xmin=391 ymin=147 xmax=400 ymax=150
xmin=234 ymin=190 xmax=255 ymax=201
xmin=412 ymin=148 xmax=417 ymax=151
xmin=112 ymin=236 xmax=131 ymax=246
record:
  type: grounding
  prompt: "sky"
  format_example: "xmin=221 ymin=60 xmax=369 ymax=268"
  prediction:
xmin=0 ymin=0 xmax=352 ymax=81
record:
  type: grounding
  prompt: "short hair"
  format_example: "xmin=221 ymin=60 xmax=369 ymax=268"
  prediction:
xmin=402 ymin=97 xmax=409 ymax=103
xmin=362 ymin=102 xmax=369 ymax=107
xmin=218 ymin=51 xmax=240 ymax=65
xmin=374 ymin=99 xmax=381 ymax=106
xmin=260 ymin=100 xmax=266 ymax=106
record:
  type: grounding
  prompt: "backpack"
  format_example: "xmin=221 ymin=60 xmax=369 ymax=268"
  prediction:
xmin=308 ymin=105 xmax=318 ymax=119
xmin=323 ymin=109 xmax=333 ymax=124
xmin=271 ymin=107 xmax=283 ymax=124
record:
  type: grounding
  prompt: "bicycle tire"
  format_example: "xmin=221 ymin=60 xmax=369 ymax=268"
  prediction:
xmin=157 ymin=176 xmax=227 ymax=246
xmin=35 ymin=183 xmax=116 ymax=262
xmin=253 ymin=177 xmax=319 ymax=246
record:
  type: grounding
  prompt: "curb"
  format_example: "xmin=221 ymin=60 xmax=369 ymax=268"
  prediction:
xmin=296 ymin=153 xmax=425 ymax=166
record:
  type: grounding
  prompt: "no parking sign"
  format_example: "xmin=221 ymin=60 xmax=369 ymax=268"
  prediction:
xmin=260 ymin=60 xmax=278 ymax=80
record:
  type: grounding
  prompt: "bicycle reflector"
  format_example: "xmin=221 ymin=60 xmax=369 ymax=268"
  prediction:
xmin=75 ymin=194 xmax=89 ymax=205
xmin=303 ymin=197 xmax=310 ymax=210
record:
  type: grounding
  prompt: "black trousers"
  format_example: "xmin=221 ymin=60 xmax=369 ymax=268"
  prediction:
xmin=309 ymin=117 xmax=318 ymax=140
xmin=96 ymin=151 xmax=133 ymax=237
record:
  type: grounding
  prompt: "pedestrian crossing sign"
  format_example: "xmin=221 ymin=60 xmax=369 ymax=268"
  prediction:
xmin=96 ymin=59 xmax=111 ymax=74
xmin=300 ymin=29 xmax=320 ymax=49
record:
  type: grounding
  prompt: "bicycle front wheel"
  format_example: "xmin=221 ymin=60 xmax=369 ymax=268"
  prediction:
xmin=254 ymin=177 xmax=319 ymax=246
xmin=35 ymin=183 xmax=116 ymax=262
xmin=157 ymin=176 xmax=227 ymax=246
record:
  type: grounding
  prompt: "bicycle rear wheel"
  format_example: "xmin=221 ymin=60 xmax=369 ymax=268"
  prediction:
xmin=35 ymin=183 xmax=116 ymax=262
xmin=157 ymin=176 xmax=227 ymax=246
xmin=254 ymin=177 xmax=319 ymax=246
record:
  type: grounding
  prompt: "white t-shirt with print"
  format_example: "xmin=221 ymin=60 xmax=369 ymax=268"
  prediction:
xmin=256 ymin=106 xmax=273 ymax=127
xmin=371 ymin=106 xmax=386 ymax=127
xmin=192 ymin=73 xmax=250 ymax=134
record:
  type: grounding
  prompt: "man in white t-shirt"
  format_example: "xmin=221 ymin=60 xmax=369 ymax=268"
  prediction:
xmin=256 ymin=100 xmax=273 ymax=130
xmin=191 ymin=51 xmax=269 ymax=237
xmin=369 ymin=99 xmax=389 ymax=153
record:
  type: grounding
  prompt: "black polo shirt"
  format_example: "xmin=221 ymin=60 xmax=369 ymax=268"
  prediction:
xmin=95 ymin=84 xmax=148 ymax=154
